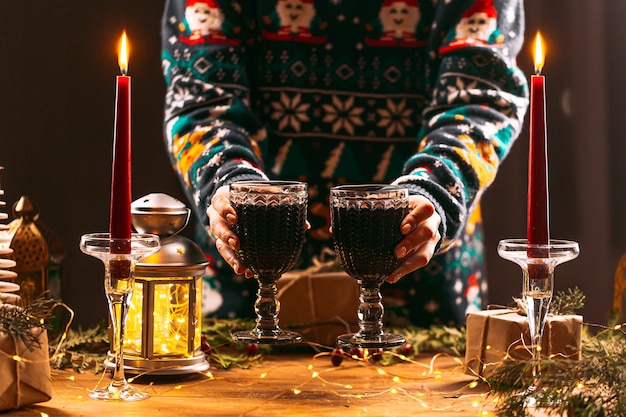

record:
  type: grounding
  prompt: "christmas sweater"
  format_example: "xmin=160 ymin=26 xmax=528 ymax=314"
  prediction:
xmin=161 ymin=0 xmax=529 ymax=326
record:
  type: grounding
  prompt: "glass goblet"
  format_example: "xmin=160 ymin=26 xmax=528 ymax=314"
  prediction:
xmin=497 ymin=238 xmax=579 ymax=404
xmin=80 ymin=233 xmax=160 ymax=401
xmin=330 ymin=184 xmax=408 ymax=349
xmin=230 ymin=180 xmax=307 ymax=344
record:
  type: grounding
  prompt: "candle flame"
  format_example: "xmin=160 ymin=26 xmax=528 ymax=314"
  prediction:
xmin=118 ymin=31 xmax=129 ymax=75
xmin=534 ymin=31 xmax=545 ymax=75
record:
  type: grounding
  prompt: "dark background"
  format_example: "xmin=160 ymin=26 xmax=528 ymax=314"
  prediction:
xmin=1 ymin=1 xmax=624 ymax=327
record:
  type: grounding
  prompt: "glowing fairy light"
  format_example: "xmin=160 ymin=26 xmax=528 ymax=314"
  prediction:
xmin=260 ymin=372 xmax=268 ymax=379
xmin=293 ymin=389 xmax=302 ymax=395
xmin=125 ymin=281 xmax=196 ymax=356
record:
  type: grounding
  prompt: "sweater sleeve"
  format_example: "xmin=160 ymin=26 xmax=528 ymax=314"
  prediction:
xmin=393 ymin=0 xmax=529 ymax=252
xmin=161 ymin=0 xmax=267 ymax=227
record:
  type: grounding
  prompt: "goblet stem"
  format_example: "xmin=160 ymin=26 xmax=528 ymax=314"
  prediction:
xmin=357 ymin=283 xmax=385 ymax=340
xmin=337 ymin=282 xmax=405 ymax=348
xmin=232 ymin=275 xmax=302 ymax=344
xmin=254 ymin=276 xmax=280 ymax=336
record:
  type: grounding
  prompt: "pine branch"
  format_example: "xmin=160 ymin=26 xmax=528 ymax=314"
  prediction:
xmin=550 ymin=286 xmax=586 ymax=315
xmin=486 ymin=326 xmax=626 ymax=416
xmin=0 ymin=294 xmax=55 ymax=351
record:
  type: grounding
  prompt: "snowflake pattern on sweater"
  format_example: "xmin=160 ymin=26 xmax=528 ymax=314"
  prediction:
xmin=161 ymin=0 xmax=528 ymax=326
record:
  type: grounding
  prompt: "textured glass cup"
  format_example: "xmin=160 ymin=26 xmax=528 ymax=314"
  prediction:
xmin=330 ymin=184 xmax=408 ymax=348
xmin=230 ymin=180 xmax=307 ymax=344
xmin=80 ymin=233 xmax=160 ymax=401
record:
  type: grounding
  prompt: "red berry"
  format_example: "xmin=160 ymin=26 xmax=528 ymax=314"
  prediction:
xmin=368 ymin=348 xmax=384 ymax=362
xmin=246 ymin=343 xmax=259 ymax=356
xmin=348 ymin=347 xmax=364 ymax=359
xmin=200 ymin=334 xmax=212 ymax=354
xmin=398 ymin=342 xmax=414 ymax=357
xmin=331 ymin=347 xmax=344 ymax=366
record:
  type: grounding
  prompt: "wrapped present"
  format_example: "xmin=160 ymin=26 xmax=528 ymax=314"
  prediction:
xmin=278 ymin=270 xmax=359 ymax=346
xmin=464 ymin=309 xmax=583 ymax=377
xmin=0 ymin=303 xmax=52 ymax=411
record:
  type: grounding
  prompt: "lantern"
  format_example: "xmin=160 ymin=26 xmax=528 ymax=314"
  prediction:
xmin=114 ymin=193 xmax=210 ymax=374
xmin=3 ymin=196 xmax=65 ymax=304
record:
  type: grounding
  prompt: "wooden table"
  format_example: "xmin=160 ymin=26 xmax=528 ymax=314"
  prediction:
xmin=7 ymin=352 xmax=495 ymax=416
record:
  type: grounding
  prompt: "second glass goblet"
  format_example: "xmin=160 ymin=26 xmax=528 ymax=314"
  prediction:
xmin=230 ymin=180 xmax=308 ymax=344
xmin=330 ymin=184 xmax=408 ymax=348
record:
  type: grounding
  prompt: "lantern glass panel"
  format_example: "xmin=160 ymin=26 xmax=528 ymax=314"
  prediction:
xmin=125 ymin=276 xmax=202 ymax=358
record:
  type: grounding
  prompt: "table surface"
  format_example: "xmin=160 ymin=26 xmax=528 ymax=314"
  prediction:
xmin=7 ymin=351 xmax=497 ymax=417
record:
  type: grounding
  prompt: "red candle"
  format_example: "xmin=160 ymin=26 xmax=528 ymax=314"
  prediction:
xmin=527 ymin=32 xmax=549 ymax=253
xmin=109 ymin=31 xmax=132 ymax=253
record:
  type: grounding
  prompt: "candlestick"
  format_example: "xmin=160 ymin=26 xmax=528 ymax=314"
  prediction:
xmin=110 ymin=31 xmax=132 ymax=254
xmin=527 ymin=32 xmax=549 ymax=257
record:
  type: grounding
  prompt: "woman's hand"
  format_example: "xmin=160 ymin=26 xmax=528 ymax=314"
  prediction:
xmin=386 ymin=195 xmax=442 ymax=284
xmin=206 ymin=185 xmax=250 ymax=276
xmin=207 ymin=184 xmax=311 ymax=278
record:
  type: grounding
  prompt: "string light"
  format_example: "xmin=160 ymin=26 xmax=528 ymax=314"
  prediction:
xmin=125 ymin=282 xmax=195 ymax=356
xmin=31 ymin=306 xmax=626 ymax=416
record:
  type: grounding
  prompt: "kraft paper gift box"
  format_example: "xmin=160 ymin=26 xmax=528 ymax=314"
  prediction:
xmin=464 ymin=309 xmax=583 ymax=377
xmin=278 ymin=271 xmax=359 ymax=346
xmin=0 ymin=304 xmax=52 ymax=411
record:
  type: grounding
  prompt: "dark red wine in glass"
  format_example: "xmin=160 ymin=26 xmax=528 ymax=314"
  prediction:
xmin=330 ymin=184 xmax=408 ymax=348
xmin=230 ymin=180 xmax=307 ymax=344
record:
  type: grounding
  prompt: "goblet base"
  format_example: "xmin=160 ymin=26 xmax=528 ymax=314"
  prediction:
xmin=88 ymin=382 xmax=149 ymax=401
xmin=233 ymin=329 xmax=302 ymax=345
xmin=337 ymin=332 xmax=405 ymax=349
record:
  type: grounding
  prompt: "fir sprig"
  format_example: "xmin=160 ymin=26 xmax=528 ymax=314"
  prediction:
xmin=49 ymin=322 xmax=109 ymax=373
xmin=0 ymin=294 xmax=55 ymax=351
xmin=201 ymin=318 xmax=267 ymax=369
xmin=550 ymin=286 xmax=586 ymax=315
xmin=487 ymin=323 xmax=626 ymax=416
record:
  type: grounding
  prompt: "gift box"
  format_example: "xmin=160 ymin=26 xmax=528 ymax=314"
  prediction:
xmin=464 ymin=309 xmax=583 ymax=377
xmin=0 ymin=305 xmax=52 ymax=411
xmin=277 ymin=271 xmax=360 ymax=346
